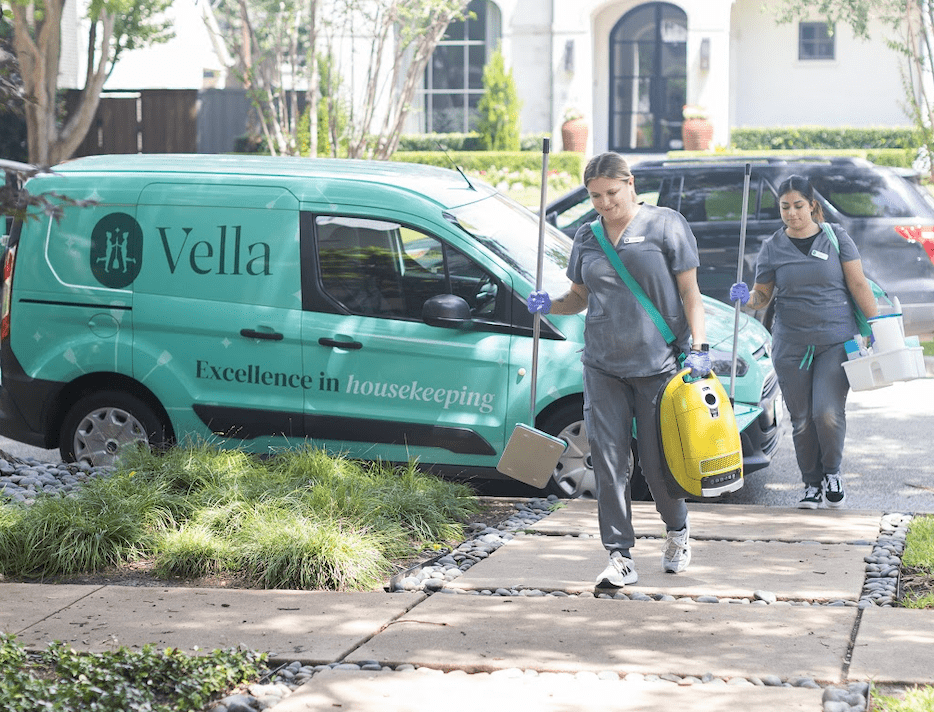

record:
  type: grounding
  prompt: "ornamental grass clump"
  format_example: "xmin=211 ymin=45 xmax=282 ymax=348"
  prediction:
xmin=0 ymin=441 xmax=479 ymax=590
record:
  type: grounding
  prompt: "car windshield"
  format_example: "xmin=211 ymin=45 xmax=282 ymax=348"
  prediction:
xmin=448 ymin=192 xmax=573 ymax=293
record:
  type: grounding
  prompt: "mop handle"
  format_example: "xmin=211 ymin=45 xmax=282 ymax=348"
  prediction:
xmin=730 ymin=162 xmax=752 ymax=403
xmin=530 ymin=138 xmax=550 ymax=422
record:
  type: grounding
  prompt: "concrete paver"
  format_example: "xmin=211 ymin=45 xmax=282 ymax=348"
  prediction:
xmin=532 ymin=501 xmax=882 ymax=543
xmin=10 ymin=585 xmax=424 ymax=661
xmin=348 ymin=594 xmax=856 ymax=683
xmin=450 ymin=534 xmax=870 ymax=601
xmin=0 ymin=583 xmax=104 ymax=636
xmin=274 ymin=668 xmax=824 ymax=712
xmin=849 ymin=608 xmax=934 ymax=684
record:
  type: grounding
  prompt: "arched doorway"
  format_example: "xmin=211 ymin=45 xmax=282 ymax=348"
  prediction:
xmin=609 ymin=3 xmax=687 ymax=152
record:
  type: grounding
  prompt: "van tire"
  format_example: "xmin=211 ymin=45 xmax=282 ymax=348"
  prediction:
xmin=60 ymin=392 xmax=168 ymax=467
xmin=539 ymin=402 xmax=649 ymax=501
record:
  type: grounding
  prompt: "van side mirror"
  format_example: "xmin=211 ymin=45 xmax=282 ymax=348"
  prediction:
xmin=422 ymin=294 xmax=472 ymax=327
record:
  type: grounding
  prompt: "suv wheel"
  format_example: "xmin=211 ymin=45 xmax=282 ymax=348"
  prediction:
xmin=60 ymin=391 xmax=168 ymax=467
xmin=539 ymin=402 xmax=649 ymax=500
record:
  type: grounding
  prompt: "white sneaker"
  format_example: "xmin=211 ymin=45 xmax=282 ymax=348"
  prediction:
xmin=662 ymin=521 xmax=691 ymax=573
xmin=823 ymin=473 xmax=846 ymax=509
xmin=595 ymin=551 xmax=638 ymax=587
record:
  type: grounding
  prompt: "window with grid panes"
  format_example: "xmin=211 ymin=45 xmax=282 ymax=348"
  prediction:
xmin=799 ymin=22 xmax=835 ymax=60
xmin=421 ymin=0 xmax=501 ymax=133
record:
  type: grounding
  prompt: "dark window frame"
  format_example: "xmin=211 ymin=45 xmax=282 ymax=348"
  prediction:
xmin=799 ymin=21 xmax=835 ymax=61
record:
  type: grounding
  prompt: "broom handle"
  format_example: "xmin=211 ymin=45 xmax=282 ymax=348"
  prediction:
xmin=531 ymin=138 xmax=550 ymax=423
xmin=730 ymin=162 xmax=752 ymax=403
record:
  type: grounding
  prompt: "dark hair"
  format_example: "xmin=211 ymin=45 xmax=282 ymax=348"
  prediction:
xmin=777 ymin=174 xmax=824 ymax=224
xmin=583 ymin=152 xmax=632 ymax=186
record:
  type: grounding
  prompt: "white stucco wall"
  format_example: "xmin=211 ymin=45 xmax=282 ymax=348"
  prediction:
xmin=729 ymin=2 xmax=910 ymax=128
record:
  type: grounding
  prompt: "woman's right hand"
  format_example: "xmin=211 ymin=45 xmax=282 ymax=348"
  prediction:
xmin=527 ymin=290 xmax=551 ymax=314
xmin=729 ymin=282 xmax=750 ymax=305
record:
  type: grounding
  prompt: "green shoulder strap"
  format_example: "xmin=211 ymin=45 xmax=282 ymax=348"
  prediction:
xmin=590 ymin=219 xmax=676 ymax=344
xmin=820 ymin=222 xmax=889 ymax=303
xmin=819 ymin=221 xmax=891 ymax=338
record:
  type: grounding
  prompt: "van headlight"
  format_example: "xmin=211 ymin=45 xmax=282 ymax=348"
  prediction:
xmin=709 ymin=349 xmax=748 ymax=378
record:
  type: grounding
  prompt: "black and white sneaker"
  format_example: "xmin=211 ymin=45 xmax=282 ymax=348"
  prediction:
xmin=823 ymin=473 xmax=846 ymax=508
xmin=798 ymin=484 xmax=823 ymax=509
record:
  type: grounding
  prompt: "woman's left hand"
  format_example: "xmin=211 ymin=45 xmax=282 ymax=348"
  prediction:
xmin=684 ymin=349 xmax=712 ymax=377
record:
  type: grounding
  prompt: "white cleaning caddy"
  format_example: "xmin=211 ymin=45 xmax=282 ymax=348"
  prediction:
xmin=842 ymin=344 xmax=927 ymax=391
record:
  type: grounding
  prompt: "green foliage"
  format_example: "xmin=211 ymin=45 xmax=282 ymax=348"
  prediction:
xmin=396 ymin=132 xmax=550 ymax=152
xmin=872 ymin=684 xmax=934 ymax=712
xmin=0 ymin=442 xmax=479 ymax=590
xmin=731 ymin=126 xmax=920 ymax=151
xmin=903 ymin=515 xmax=934 ymax=574
xmin=476 ymin=49 xmax=521 ymax=151
xmin=391 ymin=150 xmax=585 ymax=179
xmin=0 ymin=633 xmax=266 ymax=712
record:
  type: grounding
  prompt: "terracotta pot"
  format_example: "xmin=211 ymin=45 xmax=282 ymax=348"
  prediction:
xmin=561 ymin=118 xmax=589 ymax=152
xmin=682 ymin=118 xmax=713 ymax=151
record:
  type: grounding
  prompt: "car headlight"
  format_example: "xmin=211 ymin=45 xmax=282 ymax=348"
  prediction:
xmin=709 ymin=349 xmax=748 ymax=378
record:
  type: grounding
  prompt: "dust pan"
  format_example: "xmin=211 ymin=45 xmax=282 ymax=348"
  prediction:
xmin=496 ymin=137 xmax=567 ymax=488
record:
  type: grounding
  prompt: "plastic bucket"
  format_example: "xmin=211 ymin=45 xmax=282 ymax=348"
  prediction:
xmin=868 ymin=313 xmax=905 ymax=353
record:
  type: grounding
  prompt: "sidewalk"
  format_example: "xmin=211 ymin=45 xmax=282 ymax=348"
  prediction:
xmin=2 ymin=501 xmax=933 ymax=711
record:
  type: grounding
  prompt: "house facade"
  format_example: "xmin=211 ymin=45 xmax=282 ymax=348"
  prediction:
xmin=56 ymin=0 xmax=913 ymax=155
xmin=415 ymin=0 xmax=911 ymax=154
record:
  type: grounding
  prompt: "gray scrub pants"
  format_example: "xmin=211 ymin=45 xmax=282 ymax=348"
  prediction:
xmin=583 ymin=365 xmax=688 ymax=558
xmin=772 ymin=341 xmax=850 ymax=486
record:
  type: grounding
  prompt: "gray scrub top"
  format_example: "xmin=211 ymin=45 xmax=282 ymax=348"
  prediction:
xmin=755 ymin=222 xmax=860 ymax=346
xmin=566 ymin=204 xmax=699 ymax=378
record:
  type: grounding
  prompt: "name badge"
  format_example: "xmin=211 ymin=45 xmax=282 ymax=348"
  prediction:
xmin=811 ymin=250 xmax=829 ymax=260
xmin=624 ymin=236 xmax=645 ymax=244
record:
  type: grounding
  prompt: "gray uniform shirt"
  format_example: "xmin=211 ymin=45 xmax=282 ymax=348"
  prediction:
xmin=566 ymin=204 xmax=700 ymax=378
xmin=755 ymin=222 xmax=860 ymax=346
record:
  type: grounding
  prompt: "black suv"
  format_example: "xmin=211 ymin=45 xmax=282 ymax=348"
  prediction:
xmin=546 ymin=156 xmax=934 ymax=337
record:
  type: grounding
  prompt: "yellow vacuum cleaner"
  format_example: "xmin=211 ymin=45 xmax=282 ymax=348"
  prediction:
xmin=657 ymin=368 xmax=744 ymax=499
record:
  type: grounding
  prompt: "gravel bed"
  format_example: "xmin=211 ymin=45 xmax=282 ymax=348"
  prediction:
xmin=0 ymin=460 xmax=917 ymax=712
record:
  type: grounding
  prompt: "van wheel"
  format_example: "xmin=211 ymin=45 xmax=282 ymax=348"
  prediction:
xmin=539 ymin=402 xmax=649 ymax=501
xmin=60 ymin=392 xmax=168 ymax=467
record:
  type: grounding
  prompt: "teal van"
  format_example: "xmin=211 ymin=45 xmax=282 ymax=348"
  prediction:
xmin=0 ymin=155 xmax=781 ymax=498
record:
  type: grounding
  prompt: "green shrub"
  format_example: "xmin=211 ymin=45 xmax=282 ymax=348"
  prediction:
xmin=731 ymin=126 xmax=919 ymax=151
xmin=396 ymin=132 xmax=549 ymax=152
xmin=676 ymin=147 xmax=917 ymax=169
xmin=390 ymin=150 xmax=585 ymax=179
xmin=476 ymin=48 xmax=521 ymax=151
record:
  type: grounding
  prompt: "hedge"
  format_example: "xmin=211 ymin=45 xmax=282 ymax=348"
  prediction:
xmin=731 ymin=126 xmax=919 ymax=151
xmin=676 ymin=147 xmax=917 ymax=169
xmin=396 ymin=132 xmax=551 ymax=152
xmin=389 ymin=150 xmax=585 ymax=178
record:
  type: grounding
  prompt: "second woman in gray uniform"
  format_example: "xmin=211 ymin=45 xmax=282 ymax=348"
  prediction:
xmin=730 ymin=174 xmax=878 ymax=509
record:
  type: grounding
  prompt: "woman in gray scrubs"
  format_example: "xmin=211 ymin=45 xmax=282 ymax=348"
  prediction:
xmin=730 ymin=175 xmax=878 ymax=509
xmin=526 ymin=153 xmax=710 ymax=588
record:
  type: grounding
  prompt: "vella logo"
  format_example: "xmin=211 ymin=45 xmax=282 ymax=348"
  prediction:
xmin=158 ymin=225 xmax=271 ymax=276
xmin=90 ymin=213 xmax=144 ymax=288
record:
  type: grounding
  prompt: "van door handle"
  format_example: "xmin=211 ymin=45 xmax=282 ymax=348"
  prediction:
xmin=318 ymin=337 xmax=363 ymax=350
xmin=240 ymin=328 xmax=284 ymax=341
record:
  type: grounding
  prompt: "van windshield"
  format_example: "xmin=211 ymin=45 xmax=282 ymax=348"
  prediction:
xmin=448 ymin=192 xmax=573 ymax=294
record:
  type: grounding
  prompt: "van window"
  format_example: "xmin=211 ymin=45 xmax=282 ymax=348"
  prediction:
xmin=315 ymin=216 xmax=504 ymax=322
xmin=674 ymin=173 xmax=771 ymax=223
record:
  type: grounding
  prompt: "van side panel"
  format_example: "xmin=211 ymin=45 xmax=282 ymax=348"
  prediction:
xmin=11 ymin=194 xmax=137 ymax=385
xmin=133 ymin=184 xmax=305 ymax=449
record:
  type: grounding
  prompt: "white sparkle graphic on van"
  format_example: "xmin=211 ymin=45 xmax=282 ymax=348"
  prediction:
xmin=221 ymin=338 xmax=231 ymax=348
xmin=141 ymin=351 xmax=173 ymax=382
xmin=33 ymin=331 xmax=41 ymax=342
